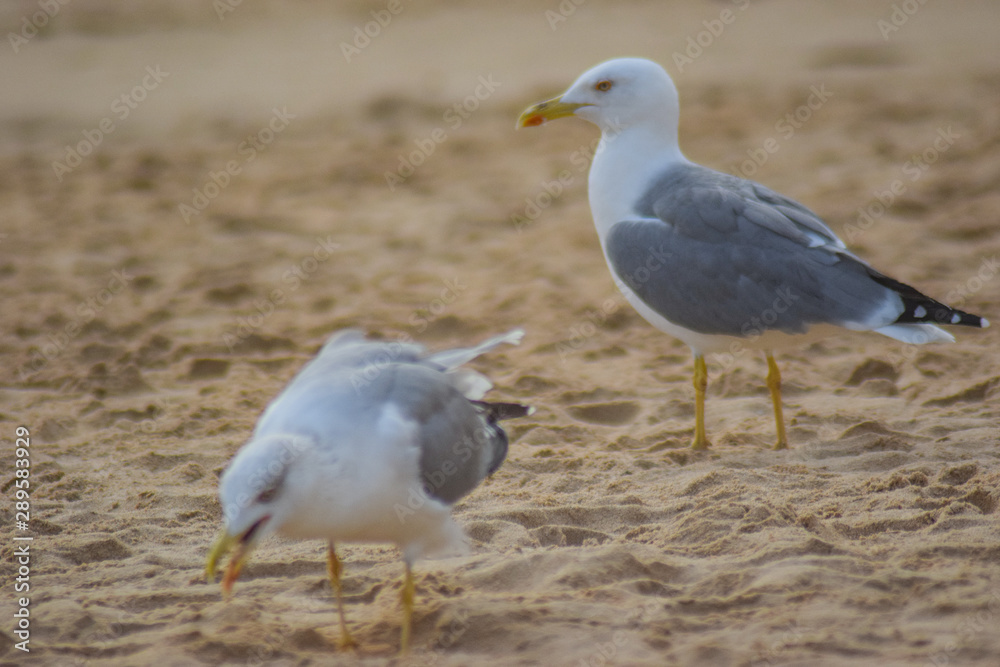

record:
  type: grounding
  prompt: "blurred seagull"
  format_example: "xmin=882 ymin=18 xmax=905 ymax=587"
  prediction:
xmin=517 ymin=57 xmax=987 ymax=450
xmin=206 ymin=328 xmax=531 ymax=652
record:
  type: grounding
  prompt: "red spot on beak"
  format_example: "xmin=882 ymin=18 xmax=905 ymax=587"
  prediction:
xmin=523 ymin=115 xmax=545 ymax=127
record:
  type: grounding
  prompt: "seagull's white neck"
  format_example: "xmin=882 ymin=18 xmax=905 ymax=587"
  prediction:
xmin=587 ymin=122 xmax=686 ymax=240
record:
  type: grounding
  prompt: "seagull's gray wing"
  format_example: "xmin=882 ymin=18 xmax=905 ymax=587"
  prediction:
xmin=255 ymin=332 xmax=530 ymax=505
xmin=745 ymin=180 xmax=847 ymax=250
xmin=605 ymin=163 xmax=901 ymax=337
xmin=317 ymin=330 xmax=428 ymax=369
xmin=310 ymin=328 xmax=525 ymax=402
xmin=377 ymin=364 xmax=513 ymax=505
xmin=252 ymin=333 xmax=424 ymax=441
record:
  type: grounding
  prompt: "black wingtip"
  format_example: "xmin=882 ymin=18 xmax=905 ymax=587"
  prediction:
xmin=472 ymin=400 xmax=535 ymax=422
xmin=895 ymin=301 xmax=988 ymax=328
xmin=471 ymin=400 xmax=533 ymax=478
xmin=868 ymin=270 xmax=988 ymax=329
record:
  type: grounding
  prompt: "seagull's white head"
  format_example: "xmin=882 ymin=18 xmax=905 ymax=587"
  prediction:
xmin=205 ymin=434 xmax=315 ymax=594
xmin=517 ymin=57 xmax=680 ymax=136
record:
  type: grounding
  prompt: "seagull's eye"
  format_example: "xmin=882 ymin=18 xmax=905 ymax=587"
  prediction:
xmin=256 ymin=484 xmax=279 ymax=504
xmin=594 ymin=80 xmax=612 ymax=92
xmin=252 ymin=466 xmax=287 ymax=504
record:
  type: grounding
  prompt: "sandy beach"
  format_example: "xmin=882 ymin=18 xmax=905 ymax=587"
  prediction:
xmin=2 ymin=1 xmax=1000 ymax=665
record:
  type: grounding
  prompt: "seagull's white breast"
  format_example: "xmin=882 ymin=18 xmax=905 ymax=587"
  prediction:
xmin=276 ymin=403 xmax=467 ymax=561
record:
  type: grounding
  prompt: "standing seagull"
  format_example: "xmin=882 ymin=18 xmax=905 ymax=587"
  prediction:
xmin=517 ymin=58 xmax=987 ymax=450
xmin=206 ymin=328 xmax=530 ymax=652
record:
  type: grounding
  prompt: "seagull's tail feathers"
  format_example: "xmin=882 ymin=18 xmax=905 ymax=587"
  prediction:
xmin=471 ymin=400 xmax=535 ymax=422
xmin=423 ymin=329 xmax=525 ymax=400
xmin=424 ymin=328 xmax=525 ymax=371
xmin=470 ymin=400 xmax=535 ymax=477
xmin=875 ymin=323 xmax=955 ymax=344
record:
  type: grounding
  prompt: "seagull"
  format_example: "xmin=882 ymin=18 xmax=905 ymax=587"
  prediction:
xmin=517 ymin=57 xmax=987 ymax=450
xmin=205 ymin=328 xmax=531 ymax=652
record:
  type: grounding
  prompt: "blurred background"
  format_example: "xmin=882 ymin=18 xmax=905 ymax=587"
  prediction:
xmin=2 ymin=2 xmax=999 ymax=665
xmin=2 ymin=0 xmax=998 ymax=144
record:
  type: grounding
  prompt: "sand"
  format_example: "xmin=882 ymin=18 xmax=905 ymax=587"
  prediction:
xmin=2 ymin=1 xmax=1000 ymax=665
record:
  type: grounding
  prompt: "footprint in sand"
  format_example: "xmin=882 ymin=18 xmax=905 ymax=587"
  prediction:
xmin=530 ymin=525 xmax=611 ymax=547
xmin=59 ymin=537 xmax=132 ymax=565
xmin=566 ymin=401 xmax=641 ymax=426
xmin=187 ymin=358 xmax=230 ymax=379
xmin=923 ymin=378 xmax=1000 ymax=407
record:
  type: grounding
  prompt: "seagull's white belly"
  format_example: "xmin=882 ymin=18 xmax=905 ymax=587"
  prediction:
xmin=279 ymin=465 xmax=466 ymax=559
xmin=277 ymin=409 xmax=468 ymax=561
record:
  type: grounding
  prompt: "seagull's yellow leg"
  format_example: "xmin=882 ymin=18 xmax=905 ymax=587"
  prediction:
xmin=399 ymin=560 xmax=415 ymax=655
xmin=691 ymin=354 xmax=710 ymax=450
xmin=765 ymin=353 xmax=789 ymax=450
xmin=327 ymin=542 xmax=357 ymax=649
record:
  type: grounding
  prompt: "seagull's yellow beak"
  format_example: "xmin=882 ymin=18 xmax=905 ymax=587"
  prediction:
xmin=516 ymin=96 xmax=589 ymax=129
xmin=205 ymin=527 xmax=249 ymax=597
